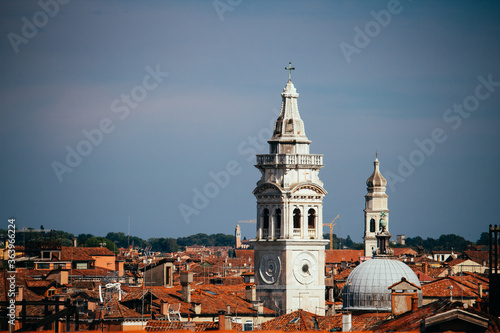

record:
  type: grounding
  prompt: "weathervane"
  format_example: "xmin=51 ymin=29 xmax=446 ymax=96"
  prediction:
xmin=285 ymin=61 xmax=295 ymax=81
xmin=375 ymin=150 xmax=379 ymax=159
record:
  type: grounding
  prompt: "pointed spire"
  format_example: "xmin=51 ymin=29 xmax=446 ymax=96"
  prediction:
xmin=270 ymin=79 xmax=310 ymax=144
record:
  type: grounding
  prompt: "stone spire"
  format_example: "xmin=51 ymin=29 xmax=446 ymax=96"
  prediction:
xmin=268 ymin=80 xmax=311 ymax=155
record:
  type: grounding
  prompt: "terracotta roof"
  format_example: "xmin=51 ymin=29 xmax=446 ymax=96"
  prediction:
xmin=393 ymin=248 xmax=418 ymax=257
xmin=447 ymin=258 xmax=469 ymax=266
xmin=121 ymin=284 xmax=274 ymax=316
xmin=371 ymin=299 xmax=500 ymax=333
xmin=409 ymin=268 xmax=435 ymax=283
xmin=325 ymin=249 xmax=363 ymax=264
xmin=333 ymin=267 xmax=353 ymax=280
xmin=98 ymin=299 xmax=145 ymax=319
xmin=464 ymin=250 xmax=491 ymax=265
xmin=235 ymin=249 xmax=253 ymax=259
xmin=60 ymin=246 xmax=115 ymax=261
xmin=260 ymin=309 xmax=390 ymax=332
xmin=422 ymin=277 xmax=478 ymax=298
xmin=145 ymin=320 xmax=225 ymax=331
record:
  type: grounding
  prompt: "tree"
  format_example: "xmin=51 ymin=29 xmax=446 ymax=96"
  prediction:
xmin=477 ymin=232 xmax=489 ymax=245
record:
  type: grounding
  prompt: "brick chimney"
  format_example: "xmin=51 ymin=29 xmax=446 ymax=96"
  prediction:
xmin=218 ymin=311 xmax=227 ymax=331
xmin=411 ymin=294 xmax=419 ymax=311
xmin=422 ymin=262 xmax=428 ymax=274
xmin=180 ymin=271 xmax=193 ymax=303
xmin=478 ymin=282 xmax=483 ymax=298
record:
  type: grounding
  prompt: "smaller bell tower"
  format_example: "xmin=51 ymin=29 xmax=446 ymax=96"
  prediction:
xmin=363 ymin=156 xmax=389 ymax=257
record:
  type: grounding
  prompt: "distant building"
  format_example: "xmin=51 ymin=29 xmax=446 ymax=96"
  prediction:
xmin=235 ymin=224 xmax=242 ymax=249
xmin=396 ymin=234 xmax=405 ymax=245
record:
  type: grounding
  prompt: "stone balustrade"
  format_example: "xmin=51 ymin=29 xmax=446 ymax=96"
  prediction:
xmin=256 ymin=154 xmax=323 ymax=166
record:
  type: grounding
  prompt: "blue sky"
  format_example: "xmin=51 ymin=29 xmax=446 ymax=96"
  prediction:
xmin=1 ymin=0 xmax=499 ymax=244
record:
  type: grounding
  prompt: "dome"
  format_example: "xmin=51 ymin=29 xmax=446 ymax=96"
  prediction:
xmin=342 ymin=258 xmax=422 ymax=311
xmin=366 ymin=158 xmax=387 ymax=188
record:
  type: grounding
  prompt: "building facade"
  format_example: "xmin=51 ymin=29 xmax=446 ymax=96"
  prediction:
xmin=252 ymin=75 xmax=328 ymax=315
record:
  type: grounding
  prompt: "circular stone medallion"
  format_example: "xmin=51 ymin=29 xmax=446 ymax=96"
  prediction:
xmin=259 ymin=253 xmax=281 ymax=284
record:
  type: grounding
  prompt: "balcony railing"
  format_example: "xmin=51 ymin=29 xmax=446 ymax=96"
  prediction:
xmin=262 ymin=230 xmax=269 ymax=239
xmin=308 ymin=229 xmax=316 ymax=238
xmin=293 ymin=228 xmax=301 ymax=238
xmin=256 ymin=154 xmax=323 ymax=166
xmin=275 ymin=228 xmax=281 ymax=238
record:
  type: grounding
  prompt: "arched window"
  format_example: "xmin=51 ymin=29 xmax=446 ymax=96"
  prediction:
xmin=370 ymin=218 xmax=376 ymax=232
xmin=275 ymin=208 xmax=281 ymax=229
xmin=263 ymin=208 xmax=270 ymax=230
xmin=293 ymin=208 xmax=301 ymax=229
xmin=308 ymin=209 xmax=316 ymax=229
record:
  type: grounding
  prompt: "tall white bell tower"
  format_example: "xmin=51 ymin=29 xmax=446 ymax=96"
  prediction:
xmin=363 ymin=156 xmax=389 ymax=257
xmin=252 ymin=63 xmax=329 ymax=315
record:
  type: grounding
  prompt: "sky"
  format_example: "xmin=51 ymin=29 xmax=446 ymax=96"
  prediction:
xmin=1 ymin=0 xmax=500 ymax=244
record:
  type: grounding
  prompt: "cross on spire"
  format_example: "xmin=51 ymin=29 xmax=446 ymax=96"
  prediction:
xmin=285 ymin=61 xmax=295 ymax=81
xmin=375 ymin=150 xmax=380 ymax=159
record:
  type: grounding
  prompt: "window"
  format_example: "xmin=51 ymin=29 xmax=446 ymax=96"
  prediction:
xmin=54 ymin=263 xmax=66 ymax=269
xmin=76 ymin=262 xmax=88 ymax=270
xmin=308 ymin=209 xmax=316 ymax=228
xmin=37 ymin=263 xmax=50 ymax=269
xmin=370 ymin=218 xmax=376 ymax=232
xmin=275 ymin=208 xmax=281 ymax=229
xmin=244 ymin=320 xmax=254 ymax=331
xmin=293 ymin=208 xmax=301 ymax=229
xmin=263 ymin=208 xmax=270 ymax=229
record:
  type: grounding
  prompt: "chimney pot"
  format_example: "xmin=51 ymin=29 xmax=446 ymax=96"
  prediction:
xmin=342 ymin=312 xmax=352 ymax=332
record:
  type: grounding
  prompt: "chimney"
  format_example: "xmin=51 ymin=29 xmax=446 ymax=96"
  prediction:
xmin=478 ymin=283 xmax=483 ymax=298
xmin=245 ymin=284 xmax=256 ymax=302
xmin=423 ymin=262 xmax=428 ymax=274
xmin=60 ymin=270 xmax=68 ymax=285
xmin=180 ymin=271 xmax=193 ymax=303
xmin=342 ymin=312 xmax=352 ymax=332
xmin=218 ymin=311 xmax=226 ymax=331
xmin=226 ymin=305 xmax=231 ymax=314
xmin=15 ymin=286 xmax=24 ymax=317
xmin=193 ymin=303 xmax=201 ymax=315
xmin=252 ymin=302 xmax=263 ymax=314
xmin=161 ymin=301 xmax=169 ymax=316
xmin=411 ymin=294 xmax=419 ymax=311
xmin=73 ymin=238 xmax=77 ymax=247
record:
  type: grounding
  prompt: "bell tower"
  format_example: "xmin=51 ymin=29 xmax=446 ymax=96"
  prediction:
xmin=252 ymin=63 xmax=329 ymax=315
xmin=363 ymin=156 xmax=389 ymax=257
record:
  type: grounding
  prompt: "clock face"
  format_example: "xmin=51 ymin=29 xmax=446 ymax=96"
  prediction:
xmin=259 ymin=253 xmax=281 ymax=284
xmin=293 ymin=251 xmax=317 ymax=285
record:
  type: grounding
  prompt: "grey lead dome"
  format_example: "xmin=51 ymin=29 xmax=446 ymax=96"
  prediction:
xmin=342 ymin=257 xmax=422 ymax=311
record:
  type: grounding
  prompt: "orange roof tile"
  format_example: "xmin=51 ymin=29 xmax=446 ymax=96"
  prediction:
xmin=325 ymin=249 xmax=363 ymax=264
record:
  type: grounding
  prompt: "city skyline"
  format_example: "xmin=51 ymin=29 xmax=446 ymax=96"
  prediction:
xmin=1 ymin=1 xmax=500 ymax=242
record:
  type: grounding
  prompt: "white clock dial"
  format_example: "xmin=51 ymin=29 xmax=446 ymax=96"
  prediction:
xmin=293 ymin=251 xmax=317 ymax=285
xmin=259 ymin=253 xmax=281 ymax=284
